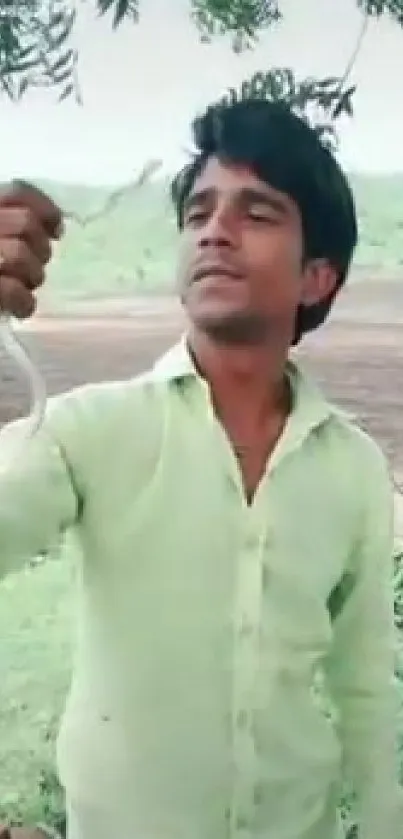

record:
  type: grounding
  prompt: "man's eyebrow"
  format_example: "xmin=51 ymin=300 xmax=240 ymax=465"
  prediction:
xmin=183 ymin=188 xmax=214 ymax=214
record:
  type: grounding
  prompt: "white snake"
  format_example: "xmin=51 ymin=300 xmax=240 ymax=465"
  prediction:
xmin=0 ymin=159 xmax=161 ymax=453
xmin=0 ymin=311 xmax=47 ymax=438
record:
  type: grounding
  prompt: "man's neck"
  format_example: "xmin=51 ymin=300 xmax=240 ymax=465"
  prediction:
xmin=187 ymin=328 xmax=290 ymax=428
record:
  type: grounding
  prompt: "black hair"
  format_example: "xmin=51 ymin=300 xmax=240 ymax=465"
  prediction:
xmin=171 ymin=98 xmax=358 ymax=345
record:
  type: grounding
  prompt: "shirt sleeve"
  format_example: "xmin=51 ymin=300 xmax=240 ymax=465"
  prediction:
xmin=0 ymin=396 xmax=82 ymax=579
xmin=325 ymin=444 xmax=402 ymax=839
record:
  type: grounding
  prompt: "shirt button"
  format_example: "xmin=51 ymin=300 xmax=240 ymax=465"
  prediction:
xmin=254 ymin=783 xmax=263 ymax=806
xmin=236 ymin=708 xmax=249 ymax=728
xmin=262 ymin=564 xmax=270 ymax=589
xmin=244 ymin=534 xmax=260 ymax=550
xmin=236 ymin=815 xmax=249 ymax=831
xmin=239 ymin=619 xmax=254 ymax=638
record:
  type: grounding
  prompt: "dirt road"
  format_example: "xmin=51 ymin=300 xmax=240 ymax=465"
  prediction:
xmin=1 ymin=280 xmax=402 ymax=485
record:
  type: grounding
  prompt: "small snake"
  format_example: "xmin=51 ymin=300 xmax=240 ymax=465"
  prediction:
xmin=0 ymin=311 xmax=47 ymax=438
xmin=0 ymin=159 xmax=162 ymax=452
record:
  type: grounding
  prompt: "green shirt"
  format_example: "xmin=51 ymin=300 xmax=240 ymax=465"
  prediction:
xmin=0 ymin=339 xmax=400 ymax=839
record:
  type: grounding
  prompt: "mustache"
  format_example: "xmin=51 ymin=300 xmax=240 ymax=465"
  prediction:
xmin=190 ymin=262 xmax=244 ymax=283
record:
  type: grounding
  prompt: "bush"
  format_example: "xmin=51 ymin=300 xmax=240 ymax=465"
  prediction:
xmin=0 ymin=764 xmax=65 ymax=838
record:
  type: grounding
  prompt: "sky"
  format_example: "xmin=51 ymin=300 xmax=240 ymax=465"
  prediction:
xmin=1 ymin=0 xmax=402 ymax=184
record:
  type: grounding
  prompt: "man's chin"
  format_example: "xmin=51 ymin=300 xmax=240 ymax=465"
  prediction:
xmin=190 ymin=308 xmax=270 ymax=345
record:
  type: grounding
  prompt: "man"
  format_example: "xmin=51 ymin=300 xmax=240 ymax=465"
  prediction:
xmin=0 ymin=99 xmax=400 ymax=839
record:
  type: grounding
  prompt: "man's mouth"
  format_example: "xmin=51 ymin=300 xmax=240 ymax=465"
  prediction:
xmin=192 ymin=264 xmax=243 ymax=283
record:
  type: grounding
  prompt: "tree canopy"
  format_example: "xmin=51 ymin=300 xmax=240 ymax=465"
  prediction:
xmin=1 ymin=0 xmax=403 ymax=149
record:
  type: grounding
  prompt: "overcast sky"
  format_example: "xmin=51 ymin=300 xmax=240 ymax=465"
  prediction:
xmin=1 ymin=0 xmax=402 ymax=184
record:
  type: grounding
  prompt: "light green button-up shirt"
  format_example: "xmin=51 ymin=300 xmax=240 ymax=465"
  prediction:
xmin=0 ymin=340 xmax=400 ymax=839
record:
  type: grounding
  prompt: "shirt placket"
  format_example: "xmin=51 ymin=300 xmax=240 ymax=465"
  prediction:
xmin=229 ymin=515 xmax=267 ymax=839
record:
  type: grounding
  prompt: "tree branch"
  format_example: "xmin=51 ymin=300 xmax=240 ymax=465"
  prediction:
xmin=339 ymin=9 xmax=370 ymax=89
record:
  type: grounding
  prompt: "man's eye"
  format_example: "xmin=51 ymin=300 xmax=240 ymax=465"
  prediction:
xmin=248 ymin=209 xmax=278 ymax=223
xmin=185 ymin=210 xmax=208 ymax=225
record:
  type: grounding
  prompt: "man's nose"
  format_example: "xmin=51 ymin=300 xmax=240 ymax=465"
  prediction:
xmin=199 ymin=207 xmax=237 ymax=249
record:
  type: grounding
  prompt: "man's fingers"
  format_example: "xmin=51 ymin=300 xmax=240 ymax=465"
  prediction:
xmin=0 ymin=181 xmax=60 ymax=320
xmin=0 ymin=206 xmax=52 ymax=265
xmin=0 ymin=275 xmax=36 ymax=319
xmin=0 ymin=238 xmax=44 ymax=289
xmin=0 ymin=180 xmax=63 ymax=240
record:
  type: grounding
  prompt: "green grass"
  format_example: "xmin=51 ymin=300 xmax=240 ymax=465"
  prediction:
xmin=0 ymin=551 xmax=74 ymax=828
xmin=25 ymin=171 xmax=403 ymax=309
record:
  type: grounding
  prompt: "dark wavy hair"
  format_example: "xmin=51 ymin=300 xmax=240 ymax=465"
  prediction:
xmin=171 ymin=98 xmax=358 ymax=345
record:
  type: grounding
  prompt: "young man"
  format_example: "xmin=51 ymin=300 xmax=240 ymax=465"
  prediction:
xmin=0 ymin=100 xmax=400 ymax=839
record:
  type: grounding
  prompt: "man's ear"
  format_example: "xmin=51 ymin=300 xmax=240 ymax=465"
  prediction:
xmin=300 ymin=259 xmax=339 ymax=307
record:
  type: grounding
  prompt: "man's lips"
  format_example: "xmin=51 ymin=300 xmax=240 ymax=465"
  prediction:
xmin=192 ymin=264 xmax=243 ymax=282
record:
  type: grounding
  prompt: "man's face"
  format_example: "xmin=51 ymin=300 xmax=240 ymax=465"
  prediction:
xmin=177 ymin=156 xmax=336 ymax=345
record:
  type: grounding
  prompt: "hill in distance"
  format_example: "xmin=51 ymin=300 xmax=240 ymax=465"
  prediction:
xmin=26 ymin=172 xmax=403 ymax=304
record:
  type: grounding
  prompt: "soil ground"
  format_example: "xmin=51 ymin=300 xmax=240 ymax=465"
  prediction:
xmin=1 ymin=279 xmax=402 ymax=486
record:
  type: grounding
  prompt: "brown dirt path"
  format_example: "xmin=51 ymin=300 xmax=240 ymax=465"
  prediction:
xmin=1 ymin=280 xmax=402 ymax=485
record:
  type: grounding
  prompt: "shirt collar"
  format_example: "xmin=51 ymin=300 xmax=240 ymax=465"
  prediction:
xmin=152 ymin=335 xmax=196 ymax=382
xmin=151 ymin=335 xmax=351 ymax=432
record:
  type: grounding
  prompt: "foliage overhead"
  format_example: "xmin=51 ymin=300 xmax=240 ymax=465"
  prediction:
xmin=1 ymin=0 xmax=403 ymax=144
xmin=357 ymin=0 xmax=403 ymax=22
xmin=220 ymin=68 xmax=357 ymax=151
xmin=190 ymin=0 xmax=281 ymax=50
xmin=0 ymin=1 xmax=79 ymax=102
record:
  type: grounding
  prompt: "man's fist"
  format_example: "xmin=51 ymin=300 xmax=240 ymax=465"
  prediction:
xmin=0 ymin=180 xmax=63 ymax=319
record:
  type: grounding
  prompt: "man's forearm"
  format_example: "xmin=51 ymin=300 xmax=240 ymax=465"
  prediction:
xmin=0 ymin=419 xmax=78 ymax=578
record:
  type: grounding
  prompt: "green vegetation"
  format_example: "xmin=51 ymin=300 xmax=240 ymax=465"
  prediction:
xmin=2 ymin=1 xmax=403 ymax=117
xmin=28 ymin=171 xmax=403 ymax=309
xmin=0 ymin=554 xmax=74 ymax=833
xmin=41 ymin=175 xmax=179 ymax=304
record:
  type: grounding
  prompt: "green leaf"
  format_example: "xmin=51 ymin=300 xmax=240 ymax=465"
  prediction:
xmin=18 ymin=75 xmax=30 ymax=98
xmin=58 ymin=81 xmax=74 ymax=101
xmin=97 ymin=0 xmax=139 ymax=27
xmin=190 ymin=0 xmax=282 ymax=49
xmin=332 ymin=85 xmax=357 ymax=118
xmin=113 ymin=0 xmax=139 ymax=26
xmin=0 ymin=73 xmax=16 ymax=100
xmin=97 ymin=0 xmax=118 ymax=14
xmin=315 ymin=76 xmax=342 ymax=90
xmin=357 ymin=0 xmax=403 ymax=24
xmin=16 ymin=42 xmax=37 ymax=60
xmin=50 ymin=64 xmax=73 ymax=84
xmin=46 ymin=8 xmax=76 ymax=50
xmin=3 ymin=57 xmax=40 ymax=73
xmin=49 ymin=48 xmax=73 ymax=74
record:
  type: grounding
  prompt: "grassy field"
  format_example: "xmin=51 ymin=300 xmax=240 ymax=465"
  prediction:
xmin=0 ymin=551 xmax=74 ymax=829
xmin=30 ymin=171 xmax=403 ymax=306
